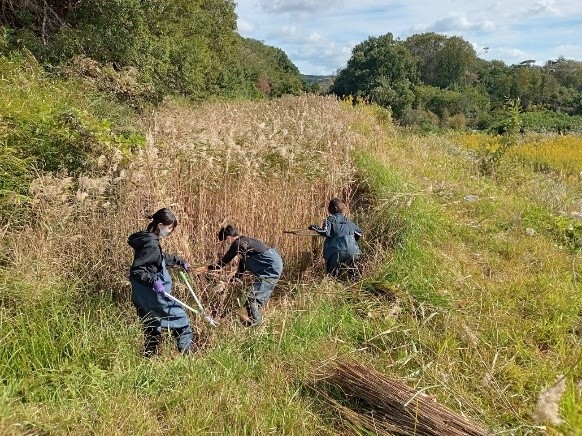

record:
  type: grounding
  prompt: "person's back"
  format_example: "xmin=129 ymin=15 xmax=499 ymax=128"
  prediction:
xmin=310 ymin=198 xmax=362 ymax=279
xmin=208 ymin=225 xmax=283 ymax=325
xmin=322 ymin=213 xmax=361 ymax=260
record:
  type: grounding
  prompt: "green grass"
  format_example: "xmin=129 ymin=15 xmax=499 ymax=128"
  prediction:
xmin=350 ymin=114 xmax=582 ymax=432
xmin=355 ymin=151 xmax=451 ymax=307
xmin=0 ymin=275 xmax=369 ymax=435
xmin=1 ymin=98 xmax=582 ymax=434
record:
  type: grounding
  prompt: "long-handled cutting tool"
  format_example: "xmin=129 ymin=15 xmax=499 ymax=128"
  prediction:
xmin=283 ymin=229 xmax=317 ymax=236
xmin=178 ymin=270 xmax=219 ymax=327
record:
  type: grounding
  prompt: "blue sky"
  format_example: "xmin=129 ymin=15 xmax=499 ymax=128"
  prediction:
xmin=234 ymin=0 xmax=582 ymax=75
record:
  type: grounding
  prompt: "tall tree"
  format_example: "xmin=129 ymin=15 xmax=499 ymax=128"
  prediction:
xmin=405 ymin=33 xmax=477 ymax=88
xmin=404 ymin=32 xmax=447 ymax=86
xmin=331 ymin=33 xmax=416 ymax=115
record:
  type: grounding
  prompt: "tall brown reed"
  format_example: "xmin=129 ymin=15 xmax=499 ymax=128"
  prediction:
xmin=6 ymin=95 xmax=371 ymax=314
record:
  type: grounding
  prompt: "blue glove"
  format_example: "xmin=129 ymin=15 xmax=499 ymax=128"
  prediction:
xmin=153 ymin=279 xmax=165 ymax=296
xmin=182 ymin=262 xmax=190 ymax=272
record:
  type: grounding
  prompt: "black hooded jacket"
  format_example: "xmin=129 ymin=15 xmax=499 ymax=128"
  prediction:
xmin=128 ymin=231 xmax=186 ymax=286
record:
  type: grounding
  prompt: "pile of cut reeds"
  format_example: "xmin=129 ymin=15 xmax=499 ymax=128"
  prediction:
xmin=325 ymin=362 xmax=489 ymax=436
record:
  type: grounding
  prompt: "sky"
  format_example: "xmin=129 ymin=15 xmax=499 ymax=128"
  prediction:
xmin=234 ymin=0 xmax=582 ymax=75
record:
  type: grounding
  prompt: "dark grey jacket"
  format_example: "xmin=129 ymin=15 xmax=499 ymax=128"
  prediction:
xmin=210 ymin=236 xmax=283 ymax=280
xmin=312 ymin=213 xmax=362 ymax=260
xmin=128 ymin=231 xmax=186 ymax=287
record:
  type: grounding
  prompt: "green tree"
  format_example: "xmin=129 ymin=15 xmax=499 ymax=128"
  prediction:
xmin=404 ymin=32 xmax=447 ymax=86
xmin=331 ymin=33 xmax=416 ymax=116
xmin=405 ymin=33 xmax=477 ymax=88
xmin=546 ymin=58 xmax=582 ymax=89
xmin=1 ymin=0 xmax=305 ymax=100
xmin=238 ymin=38 xmax=306 ymax=97
xmin=413 ymin=84 xmax=490 ymax=123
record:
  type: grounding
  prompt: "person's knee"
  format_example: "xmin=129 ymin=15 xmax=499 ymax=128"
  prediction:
xmin=253 ymin=279 xmax=276 ymax=304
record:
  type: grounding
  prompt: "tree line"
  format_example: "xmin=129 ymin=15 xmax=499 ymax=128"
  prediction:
xmin=330 ymin=32 xmax=582 ymax=132
xmin=2 ymin=2 xmax=581 ymax=132
xmin=0 ymin=0 xmax=307 ymax=101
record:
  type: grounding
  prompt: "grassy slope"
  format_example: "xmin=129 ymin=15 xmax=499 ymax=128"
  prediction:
xmin=1 ymin=99 xmax=581 ymax=435
xmin=351 ymin=107 xmax=582 ymax=433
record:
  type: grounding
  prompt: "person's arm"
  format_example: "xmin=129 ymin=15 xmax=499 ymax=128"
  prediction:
xmin=208 ymin=239 xmax=240 ymax=270
xmin=309 ymin=216 xmax=332 ymax=237
xmin=236 ymin=256 xmax=246 ymax=277
xmin=130 ymin=244 xmax=160 ymax=286
xmin=164 ymin=253 xmax=187 ymax=269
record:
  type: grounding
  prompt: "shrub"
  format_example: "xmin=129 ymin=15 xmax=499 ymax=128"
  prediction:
xmin=445 ymin=113 xmax=467 ymax=130
xmin=0 ymin=53 xmax=143 ymax=223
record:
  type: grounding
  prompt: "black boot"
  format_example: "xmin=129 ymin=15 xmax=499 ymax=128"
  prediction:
xmin=246 ymin=301 xmax=262 ymax=326
xmin=143 ymin=328 xmax=161 ymax=358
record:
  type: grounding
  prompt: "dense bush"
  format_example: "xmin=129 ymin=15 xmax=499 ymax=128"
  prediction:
xmin=1 ymin=1 xmax=306 ymax=101
xmin=0 ymin=53 xmax=143 ymax=223
xmin=520 ymin=110 xmax=582 ymax=133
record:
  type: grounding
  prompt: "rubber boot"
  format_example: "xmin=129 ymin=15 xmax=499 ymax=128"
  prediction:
xmin=143 ymin=329 xmax=161 ymax=358
xmin=246 ymin=301 xmax=262 ymax=326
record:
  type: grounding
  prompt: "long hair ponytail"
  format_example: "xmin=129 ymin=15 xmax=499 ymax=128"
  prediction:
xmin=146 ymin=208 xmax=178 ymax=232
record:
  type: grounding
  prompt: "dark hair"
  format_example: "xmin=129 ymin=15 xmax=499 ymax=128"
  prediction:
xmin=217 ymin=224 xmax=239 ymax=241
xmin=328 ymin=198 xmax=346 ymax=214
xmin=146 ymin=208 xmax=178 ymax=232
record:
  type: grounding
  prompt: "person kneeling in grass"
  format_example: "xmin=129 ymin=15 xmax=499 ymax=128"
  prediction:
xmin=208 ymin=224 xmax=283 ymax=326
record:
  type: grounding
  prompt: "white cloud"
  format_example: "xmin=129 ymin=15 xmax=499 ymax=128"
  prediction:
xmin=520 ymin=0 xmax=561 ymax=18
xmin=484 ymin=47 xmax=530 ymax=64
xmin=265 ymin=25 xmax=353 ymax=74
xmin=269 ymin=26 xmax=302 ymax=43
xmin=259 ymin=0 xmax=344 ymax=15
xmin=425 ymin=14 xmax=496 ymax=33
xmin=550 ymin=45 xmax=582 ymax=61
xmin=237 ymin=17 xmax=256 ymax=34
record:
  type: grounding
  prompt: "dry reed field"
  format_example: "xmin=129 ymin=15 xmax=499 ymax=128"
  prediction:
xmin=5 ymin=94 xmax=367 ymax=317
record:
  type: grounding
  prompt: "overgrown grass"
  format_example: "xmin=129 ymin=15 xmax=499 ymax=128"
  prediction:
xmin=0 ymin=274 xmax=368 ymax=435
xmin=1 ymin=96 xmax=581 ymax=434
xmin=452 ymin=131 xmax=582 ymax=181
xmin=350 ymin=108 xmax=582 ymax=433
xmin=0 ymin=52 xmax=143 ymax=223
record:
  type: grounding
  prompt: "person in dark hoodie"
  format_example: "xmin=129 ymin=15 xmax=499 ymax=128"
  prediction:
xmin=309 ymin=198 xmax=362 ymax=279
xmin=128 ymin=208 xmax=194 ymax=357
xmin=208 ymin=225 xmax=283 ymax=326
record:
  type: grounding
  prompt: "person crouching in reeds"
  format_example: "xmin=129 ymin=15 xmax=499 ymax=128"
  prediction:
xmin=309 ymin=198 xmax=362 ymax=280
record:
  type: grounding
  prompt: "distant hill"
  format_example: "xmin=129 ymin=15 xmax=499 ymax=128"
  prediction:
xmin=302 ymin=75 xmax=335 ymax=93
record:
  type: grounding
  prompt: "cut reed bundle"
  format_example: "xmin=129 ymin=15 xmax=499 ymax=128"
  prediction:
xmin=327 ymin=362 xmax=489 ymax=436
